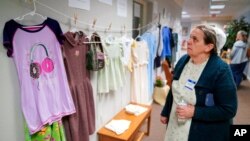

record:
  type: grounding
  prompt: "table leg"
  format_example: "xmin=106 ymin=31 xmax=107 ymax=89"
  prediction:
xmin=146 ymin=115 xmax=151 ymax=136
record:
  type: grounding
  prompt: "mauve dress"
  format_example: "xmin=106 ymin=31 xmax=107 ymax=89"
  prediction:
xmin=62 ymin=31 xmax=95 ymax=141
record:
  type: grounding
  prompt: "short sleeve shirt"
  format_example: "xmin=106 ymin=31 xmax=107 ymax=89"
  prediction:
xmin=2 ymin=18 xmax=76 ymax=134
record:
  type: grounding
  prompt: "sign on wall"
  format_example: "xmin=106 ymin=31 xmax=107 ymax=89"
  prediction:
xmin=99 ymin=0 xmax=112 ymax=5
xmin=68 ymin=0 xmax=90 ymax=10
xmin=117 ymin=0 xmax=127 ymax=17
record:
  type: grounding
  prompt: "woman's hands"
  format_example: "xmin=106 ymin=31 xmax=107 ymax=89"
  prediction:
xmin=160 ymin=116 xmax=168 ymax=124
xmin=176 ymin=104 xmax=195 ymax=119
xmin=161 ymin=104 xmax=195 ymax=124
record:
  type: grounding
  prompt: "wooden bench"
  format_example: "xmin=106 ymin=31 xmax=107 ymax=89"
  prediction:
xmin=97 ymin=103 xmax=152 ymax=141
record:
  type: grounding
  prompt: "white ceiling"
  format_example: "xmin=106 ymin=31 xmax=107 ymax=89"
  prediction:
xmin=181 ymin=0 xmax=250 ymax=22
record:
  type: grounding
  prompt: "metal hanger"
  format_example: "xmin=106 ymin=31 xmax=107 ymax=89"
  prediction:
xmin=14 ymin=0 xmax=46 ymax=21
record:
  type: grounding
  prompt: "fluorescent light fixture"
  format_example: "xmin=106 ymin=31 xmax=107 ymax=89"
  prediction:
xmin=182 ymin=14 xmax=190 ymax=18
xmin=211 ymin=0 xmax=228 ymax=1
xmin=210 ymin=11 xmax=221 ymax=14
xmin=210 ymin=5 xmax=225 ymax=9
xmin=182 ymin=11 xmax=187 ymax=15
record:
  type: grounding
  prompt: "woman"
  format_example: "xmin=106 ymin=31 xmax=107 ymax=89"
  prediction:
xmin=160 ymin=25 xmax=237 ymax=141
xmin=230 ymin=30 xmax=248 ymax=87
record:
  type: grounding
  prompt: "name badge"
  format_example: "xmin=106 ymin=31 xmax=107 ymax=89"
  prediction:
xmin=185 ymin=79 xmax=196 ymax=90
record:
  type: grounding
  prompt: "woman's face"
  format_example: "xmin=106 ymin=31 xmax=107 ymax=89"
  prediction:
xmin=236 ymin=32 xmax=243 ymax=41
xmin=187 ymin=28 xmax=213 ymax=57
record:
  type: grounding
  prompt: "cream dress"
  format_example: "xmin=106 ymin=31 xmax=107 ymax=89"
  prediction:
xmin=119 ymin=35 xmax=134 ymax=72
xmin=130 ymin=40 xmax=149 ymax=104
xmin=164 ymin=59 xmax=208 ymax=141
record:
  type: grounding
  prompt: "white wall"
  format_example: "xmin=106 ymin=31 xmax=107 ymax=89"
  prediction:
xmin=0 ymin=0 xmax=182 ymax=141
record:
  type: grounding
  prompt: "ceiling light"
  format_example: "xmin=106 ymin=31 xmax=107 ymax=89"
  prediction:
xmin=211 ymin=0 xmax=228 ymax=1
xmin=182 ymin=14 xmax=190 ymax=18
xmin=210 ymin=5 xmax=225 ymax=9
xmin=210 ymin=11 xmax=221 ymax=14
xmin=182 ymin=11 xmax=187 ymax=15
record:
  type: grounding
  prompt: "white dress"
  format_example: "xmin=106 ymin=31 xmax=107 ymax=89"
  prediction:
xmin=165 ymin=59 xmax=208 ymax=141
xmin=130 ymin=40 xmax=149 ymax=104
xmin=119 ymin=35 xmax=134 ymax=71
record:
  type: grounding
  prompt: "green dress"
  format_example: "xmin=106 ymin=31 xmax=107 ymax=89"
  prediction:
xmin=25 ymin=120 xmax=66 ymax=141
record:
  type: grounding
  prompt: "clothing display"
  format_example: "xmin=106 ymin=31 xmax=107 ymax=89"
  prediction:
xmin=130 ymin=40 xmax=149 ymax=104
xmin=2 ymin=15 xmax=175 ymax=141
xmin=62 ymin=31 xmax=95 ymax=141
xmin=3 ymin=18 xmax=76 ymax=134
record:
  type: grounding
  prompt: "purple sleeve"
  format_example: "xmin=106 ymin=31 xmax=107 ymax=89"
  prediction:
xmin=46 ymin=18 xmax=65 ymax=45
xmin=2 ymin=20 xmax=16 ymax=57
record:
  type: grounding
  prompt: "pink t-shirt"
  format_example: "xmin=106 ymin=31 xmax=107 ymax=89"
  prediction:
xmin=3 ymin=18 xmax=76 ymax=134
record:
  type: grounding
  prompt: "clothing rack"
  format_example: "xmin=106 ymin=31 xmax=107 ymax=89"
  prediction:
xmin=35 ymin=0 xmax=158 ymax=33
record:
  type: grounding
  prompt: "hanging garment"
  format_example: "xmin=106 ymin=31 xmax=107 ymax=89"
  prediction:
xmin=86 ymin=32 xmax=105 ymax=71
xmin=2 ymin=18 xmax=76 ymax=134
xmin=119 ymin=35 xmax=134 ymax=72
xmin=141 ymin=32 xmax=157 ymax=96
xmin=25 ymin=120 xmax=65 ymax=141
xmin=97 ymin=35 xmax=125 ymax=93
xmin=130 ymin=40 xmax=149 ymax=104
xmin=161 ymin=26 xmax=172 ymax=58
xmin=171 ymin=33 xmax=178 ymax=64
xmin=61 ymin=31 xmax=95 ymax=141
xmin=153 ymin=25 xmax=163 ymax=69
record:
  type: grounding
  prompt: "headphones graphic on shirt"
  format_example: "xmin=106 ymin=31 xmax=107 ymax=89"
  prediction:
xmin=30 ymin=43 xmax=54 ymax=79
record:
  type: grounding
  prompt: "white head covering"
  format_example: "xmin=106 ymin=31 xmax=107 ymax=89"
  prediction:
xmin=211 ymin=26 xmax=227 ymax=51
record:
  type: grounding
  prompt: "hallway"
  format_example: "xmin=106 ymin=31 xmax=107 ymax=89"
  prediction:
xmin=143 ymin=80 xmax=250 ymax=141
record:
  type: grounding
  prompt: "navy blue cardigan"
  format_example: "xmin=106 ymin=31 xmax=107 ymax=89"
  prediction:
xmin=161 ymin=53 xmax=237 ymax=141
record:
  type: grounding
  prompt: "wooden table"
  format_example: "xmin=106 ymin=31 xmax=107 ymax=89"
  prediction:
xmin=97 ymin=103 xmax=152 ymax=141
